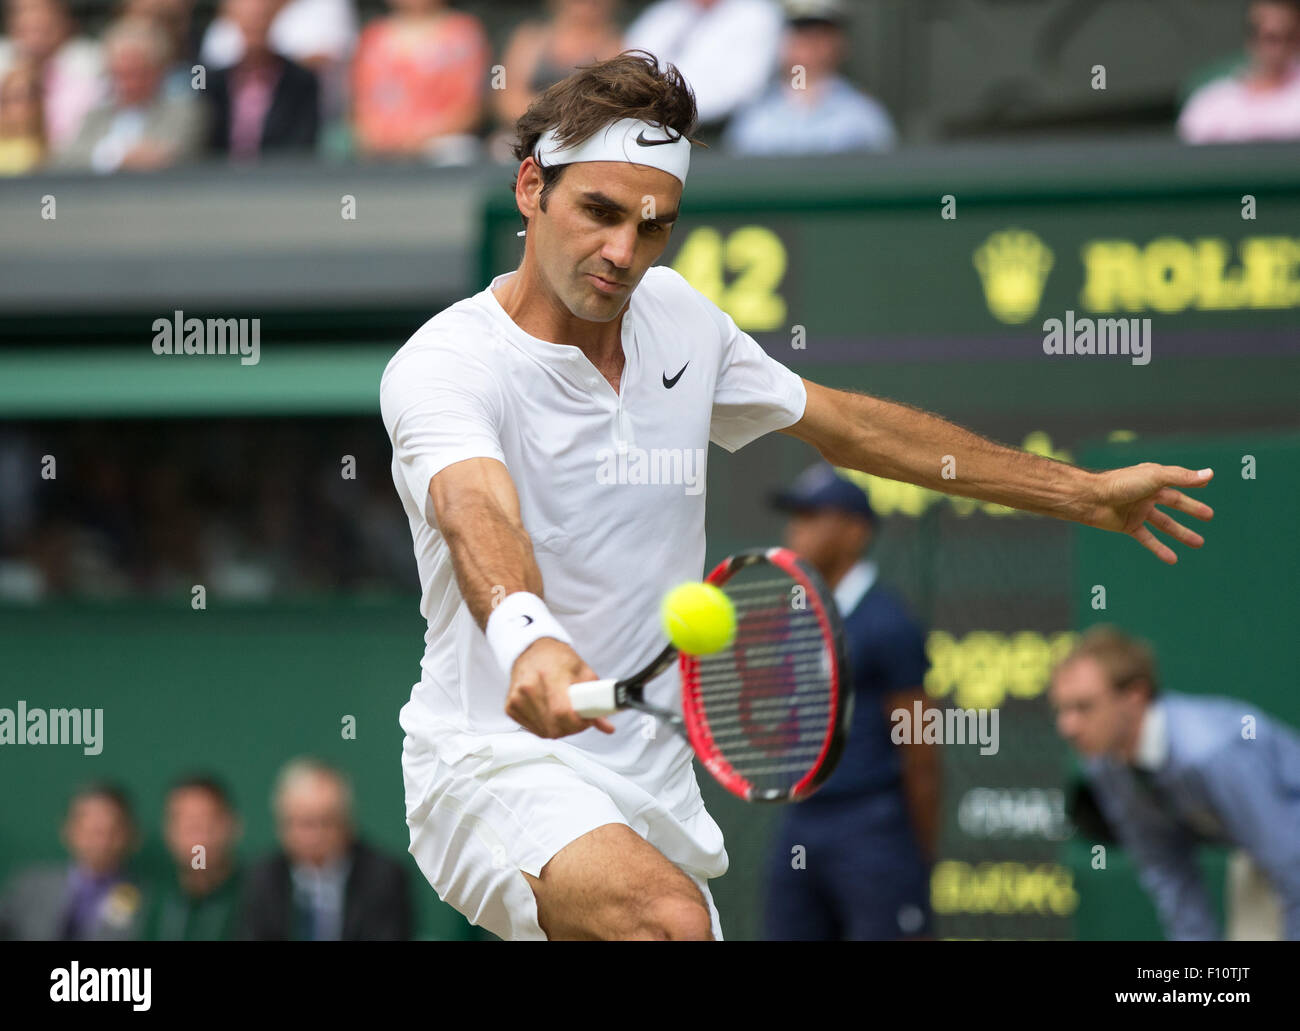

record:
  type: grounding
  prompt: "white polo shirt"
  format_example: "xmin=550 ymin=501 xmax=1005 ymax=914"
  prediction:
xmin=380 ymin=264 xmax=806 ymax=780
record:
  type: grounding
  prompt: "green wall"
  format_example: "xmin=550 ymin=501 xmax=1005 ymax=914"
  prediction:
xmin=0 ymin=600 xmax=480 ymax=940
xmin=1067 ymin=431 xmax=1300 ymax=939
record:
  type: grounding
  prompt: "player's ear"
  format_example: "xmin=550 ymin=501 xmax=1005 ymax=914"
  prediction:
xmin=515 ymin=157 xmax=543 ymax=221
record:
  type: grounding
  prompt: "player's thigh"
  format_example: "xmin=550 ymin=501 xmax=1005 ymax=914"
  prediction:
xmin=523 ymin=822 xmax=714 ymax=941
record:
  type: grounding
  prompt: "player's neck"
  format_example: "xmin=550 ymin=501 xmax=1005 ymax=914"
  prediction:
xmin=493 ymin=268 xmax=628 ymax=378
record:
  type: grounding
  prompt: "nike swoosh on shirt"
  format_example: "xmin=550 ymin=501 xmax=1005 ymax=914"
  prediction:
xmin=662 ymin=363 xmax=689 ymax=388
xmin=520 ymin=615 xmax=534 ymax=626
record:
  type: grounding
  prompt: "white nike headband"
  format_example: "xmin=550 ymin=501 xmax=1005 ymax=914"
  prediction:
xmin=532 ymin=117 xmax=692 ymax=186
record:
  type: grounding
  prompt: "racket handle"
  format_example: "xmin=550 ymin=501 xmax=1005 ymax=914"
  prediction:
xmin=569 ymin=678 xmax=618 ymax=718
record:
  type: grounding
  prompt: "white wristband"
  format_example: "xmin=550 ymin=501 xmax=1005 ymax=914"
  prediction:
xmin=485 ymin=592 xmax=573 ymax=676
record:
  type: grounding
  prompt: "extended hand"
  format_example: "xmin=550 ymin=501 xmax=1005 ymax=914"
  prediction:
xmin=1088 ymin=464 xmax=1214 ymax=564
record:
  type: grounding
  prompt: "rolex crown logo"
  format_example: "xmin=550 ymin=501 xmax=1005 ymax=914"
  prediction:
xmin=973 ymin=229 xmax=1054 ymax=324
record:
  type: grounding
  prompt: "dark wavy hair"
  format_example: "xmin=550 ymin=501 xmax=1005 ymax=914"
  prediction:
xmin=509 ymin=49 xmax=704 ymax=231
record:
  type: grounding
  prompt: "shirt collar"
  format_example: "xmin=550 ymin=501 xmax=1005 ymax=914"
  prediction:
xmin=481 ymin=272 xmax=635 ymax=396
xmin=832 ymin=559 xmax=877 ymax=616
xmin=1133 ymin=699 xmax=1168 ymax=770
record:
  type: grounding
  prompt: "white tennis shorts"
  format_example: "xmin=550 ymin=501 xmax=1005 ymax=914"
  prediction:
xmin=402 ymin=720 xmax=730 ymax=941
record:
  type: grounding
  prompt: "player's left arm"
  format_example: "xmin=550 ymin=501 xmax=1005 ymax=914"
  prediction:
xmin=782 ymin=379 xmax=1214 ymax=564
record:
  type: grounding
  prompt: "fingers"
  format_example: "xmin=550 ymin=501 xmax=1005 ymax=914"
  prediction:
xmin=506 ymin=679 xmax=584 ymax=738
xmin=1155 ymin=487 xmax=1214 ymax=522
xmin=506 ymin=656 xmax=613 ymax=738
xmin=567 ymin=664 xmax=614 ymax=735
xmin=1133 ymin=524 xmax=1177 ymax=565
xmin=1147 ymin=508 xmax=1205 ymax=549
xmin=1163 ymin=465 xmax=1214 ymax=488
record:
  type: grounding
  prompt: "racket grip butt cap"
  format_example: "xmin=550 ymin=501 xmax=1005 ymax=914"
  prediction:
xmin=569 ymin=678 xmax=618 ymax=718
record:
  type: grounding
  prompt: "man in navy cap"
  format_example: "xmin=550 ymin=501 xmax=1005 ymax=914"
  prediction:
xmin=763 ymin=462 xmax=938 ymax=940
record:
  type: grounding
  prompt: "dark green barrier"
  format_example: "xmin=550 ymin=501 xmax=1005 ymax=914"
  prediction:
xmin=0 ymin=599 xmax=480 ymax=941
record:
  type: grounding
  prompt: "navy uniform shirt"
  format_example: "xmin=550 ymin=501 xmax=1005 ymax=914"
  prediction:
xmin=815 ymin=560 xmax=930 ymax=802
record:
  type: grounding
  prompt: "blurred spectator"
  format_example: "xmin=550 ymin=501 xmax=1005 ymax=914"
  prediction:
xmin=1051 ymin=626 xmax=1300 ymax=940
xmin=201 ymin=0 xmax=356 ymax=123
xmin=206 ymin=0 xmax=319 ymax=160
xmin=763 ymin=464 xmax=936 ymax=940
xmin=351 ymin=0 xmax=489 ymax=164
xmin=0 ymin=0 xmax=104 ymax=151
xmin=146 ymin=775 xmax=244 ymax=940
xmin=1178 ymin=0 xmax=1300 ymax=144
xmin=239 ymin=758 xmax=411 ymax=940
xmin=119 ymin=0 xmax=201 ymax=98
xmin=491 ymin=0 xmax=623 ymax=132
xmin=57 ymin=17 xmax=205 ymax=173
xmin=724 ymin=0 xmax=895 ymax=156
xmin=0 ymin=57 xmax=44 ymax=173
xmin=0 ymin=783 xmax=144 ymax=940
xmin=624 ymin=0 xmax=781 ymax=132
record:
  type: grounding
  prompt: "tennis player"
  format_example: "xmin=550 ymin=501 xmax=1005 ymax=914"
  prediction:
xmin=380 ymin=50 xmax=1214 ymax=941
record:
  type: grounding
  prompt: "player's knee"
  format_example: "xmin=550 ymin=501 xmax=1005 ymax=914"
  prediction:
xmin=637 ymin=892 xmax=713 ymax=941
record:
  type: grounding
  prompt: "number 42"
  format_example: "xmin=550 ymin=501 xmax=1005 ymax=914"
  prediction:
xmin=671 ymin=225 xmax=788 ymax=332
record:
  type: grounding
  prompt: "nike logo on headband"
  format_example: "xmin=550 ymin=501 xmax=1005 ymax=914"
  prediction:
xmin=636 ymin=127 xmax=682 ymax=147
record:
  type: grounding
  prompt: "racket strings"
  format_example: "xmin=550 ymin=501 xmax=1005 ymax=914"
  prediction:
xmin=686 ymin=571 xmax=836 ymax=797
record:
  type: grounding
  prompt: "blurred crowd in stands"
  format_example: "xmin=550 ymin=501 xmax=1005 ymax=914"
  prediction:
xmin=0 ymin=0 xmax=898 ymax=177
xmin=4 ymin=0 xmax=1295 ymax=178
xmin=0 ymin=419 xmax=417 ymax=600
xmin=0 ymin=763 xmax=418 ymax=940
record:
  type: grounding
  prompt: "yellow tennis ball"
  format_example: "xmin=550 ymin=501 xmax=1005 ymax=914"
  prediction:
xmin=661 ymin=582 xmax=736 ymax=655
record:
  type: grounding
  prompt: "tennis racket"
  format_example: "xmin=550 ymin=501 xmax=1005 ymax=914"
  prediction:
xmin=568 ymin=547 xmax=851 ymax=802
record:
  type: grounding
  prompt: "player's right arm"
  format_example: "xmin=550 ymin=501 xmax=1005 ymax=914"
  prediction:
xmin=429 ymin=457 xmax=614 ymax=739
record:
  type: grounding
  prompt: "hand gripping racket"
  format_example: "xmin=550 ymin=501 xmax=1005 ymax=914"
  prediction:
xmin=568 ymin=547 xmax=851 ymax=802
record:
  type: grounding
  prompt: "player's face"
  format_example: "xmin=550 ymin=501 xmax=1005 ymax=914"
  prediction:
xmin=164 ymin=788 xmax=238 ymax=868
xmin=63 ymin=797 xmax=134 ymax=875
xmin=532 ymin=160 xmax=681 ymax=323
xmin=1050 ymin=657 xmax=1139 ymax=758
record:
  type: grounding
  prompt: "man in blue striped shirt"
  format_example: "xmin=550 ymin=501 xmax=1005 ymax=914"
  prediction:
xmin=1051 ymin=625 xmax=1300 ymax=940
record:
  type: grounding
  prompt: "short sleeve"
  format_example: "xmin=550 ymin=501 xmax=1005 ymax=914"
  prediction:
xmin=708 ymin=302 xmax=806 ymax=452
xmin=379 ymin=339 xmax=506 ymax=526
